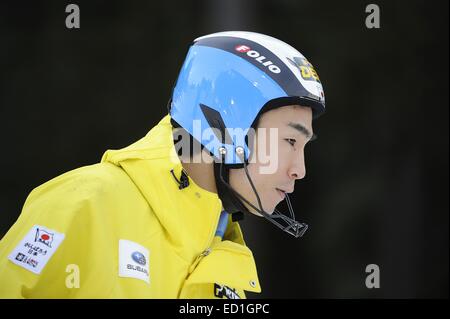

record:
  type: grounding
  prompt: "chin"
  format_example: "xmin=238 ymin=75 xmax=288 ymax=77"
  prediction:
xmin=247 ymin=204 xmax=274 ymax=217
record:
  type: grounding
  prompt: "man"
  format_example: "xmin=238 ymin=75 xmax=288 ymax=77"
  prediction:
xmin=0 ymin=31 xmax=325 ymax=298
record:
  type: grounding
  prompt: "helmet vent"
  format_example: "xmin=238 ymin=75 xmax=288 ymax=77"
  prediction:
xmin=199 ymin=103 xmax=233 ymax=145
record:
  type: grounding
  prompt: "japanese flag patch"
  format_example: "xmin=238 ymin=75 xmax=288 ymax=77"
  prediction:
xmin=8 ymin=225 xmax=65 ymax=274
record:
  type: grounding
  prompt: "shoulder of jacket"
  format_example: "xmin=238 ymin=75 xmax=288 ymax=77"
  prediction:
xmin=29 ymin=162 xmax=133 ymax=200
xmin=21 ymin=162 xmax=148 ymax=226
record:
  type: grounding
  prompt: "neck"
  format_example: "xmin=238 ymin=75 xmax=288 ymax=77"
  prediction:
xmin=179 ymin=151 xmax=218 ymax=195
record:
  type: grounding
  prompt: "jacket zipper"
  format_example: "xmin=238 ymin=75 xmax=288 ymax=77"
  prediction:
xmin=188 ymin=239 xmax=252 ymax=275
xmin=188 ymin=211 xmax=221 ymax=274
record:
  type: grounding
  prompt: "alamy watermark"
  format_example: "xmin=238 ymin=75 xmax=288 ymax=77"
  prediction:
xmin=65 ymin=263 xmax=80 ymax=288
xmin=365 ymin=264 xmax=380 ymax=289
xmin=65 ymin=4 xmax=80 ymax=29
xmin=365 ymin=4 xmax=381 ymax=29
xmin=172 ymin=121 xmax=282 ymax=174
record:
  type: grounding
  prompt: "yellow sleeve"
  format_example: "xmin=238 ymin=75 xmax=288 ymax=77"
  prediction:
xmin=0 ymin=165 xmax=117 ymax=298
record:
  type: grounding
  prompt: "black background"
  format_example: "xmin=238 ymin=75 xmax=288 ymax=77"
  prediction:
xmin=0 ymin=0 xmax=448 ymax=298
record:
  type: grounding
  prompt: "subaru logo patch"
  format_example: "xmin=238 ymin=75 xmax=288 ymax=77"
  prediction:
xmin=131 ymin=251 xmax=146 ymax=266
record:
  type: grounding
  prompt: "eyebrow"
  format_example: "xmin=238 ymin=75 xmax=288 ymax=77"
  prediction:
xmin=287 ymin=122 xmax=317 ymax=141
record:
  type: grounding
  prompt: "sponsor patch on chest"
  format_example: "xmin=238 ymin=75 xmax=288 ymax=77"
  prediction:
xmin=118 ymin=239 xmax=150 ymax=284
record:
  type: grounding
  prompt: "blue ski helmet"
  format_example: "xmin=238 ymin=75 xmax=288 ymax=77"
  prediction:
xmin=169 ymin=31 xmax=325 ymax=165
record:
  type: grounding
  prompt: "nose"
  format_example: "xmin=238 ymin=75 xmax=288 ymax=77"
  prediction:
xmin=288 ymin=151 xmax=306 ymax=180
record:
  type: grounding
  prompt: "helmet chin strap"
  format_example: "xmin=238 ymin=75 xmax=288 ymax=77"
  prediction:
xmin=213 ymin=158 xmax=246 ymax=222
xmin=213 ymin=151 xmax=308 ymax=238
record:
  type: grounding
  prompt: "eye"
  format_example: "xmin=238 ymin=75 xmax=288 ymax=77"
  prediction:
xmin=285 ymin=138 xmax=297 ymax=146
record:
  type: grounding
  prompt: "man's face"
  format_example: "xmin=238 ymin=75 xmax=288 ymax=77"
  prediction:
xmin=229 ymin=105 xmax=314 ymax=216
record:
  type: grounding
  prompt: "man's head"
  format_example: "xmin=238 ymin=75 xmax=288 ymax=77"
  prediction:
xmin=229 ymin=104 xmax=313 ymax=216
xmin=169 ymin=31 xmax=325 ymax=237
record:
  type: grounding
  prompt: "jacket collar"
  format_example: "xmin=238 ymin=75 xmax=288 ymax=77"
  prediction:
xmin=101 ymin=114 xmax=246 ymax=261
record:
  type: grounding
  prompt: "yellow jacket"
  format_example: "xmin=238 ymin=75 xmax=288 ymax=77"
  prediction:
xmin=0 ymin=115 xmax=261 ymax=298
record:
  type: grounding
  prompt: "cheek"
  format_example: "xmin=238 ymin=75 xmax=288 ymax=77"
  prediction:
xmin=251 ymin=131 xmax=280 ymax=164
xmin=246 ymin=165 xmax=274 ymax=199
xmin=228 ymin=165 xmax=278 ymax=214
xmin=229 ymin=168 xmax=246 ymax=194
xmin=229 ymin=165 xmax=265 ymax=195
xmin=277 ymin=155 xmax=292 ymax=173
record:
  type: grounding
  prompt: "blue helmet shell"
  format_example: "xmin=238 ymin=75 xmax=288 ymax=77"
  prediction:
xmin=170 ymin=31 xmax=325 ymax=165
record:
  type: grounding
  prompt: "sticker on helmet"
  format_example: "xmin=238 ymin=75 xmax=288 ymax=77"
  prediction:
xmin=287 ymin=56 xmax=321 ymax=83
